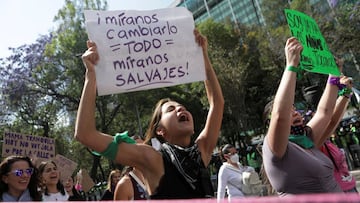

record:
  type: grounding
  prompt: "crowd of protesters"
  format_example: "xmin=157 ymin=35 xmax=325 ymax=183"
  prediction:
xmin=2 ymin=20 xmax=360 ymax=202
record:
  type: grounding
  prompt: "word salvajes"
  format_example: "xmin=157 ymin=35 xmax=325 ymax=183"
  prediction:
xmin=115 ymin=62 xmax=189 ymax=88
xmin=99 ymin=12 xmax=178 ymax=40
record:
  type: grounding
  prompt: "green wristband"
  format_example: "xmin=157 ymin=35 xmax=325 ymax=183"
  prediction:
xmin=287 ymin=66 xmax=302 ymax=79
xmin=287 ymin=66 xmax=300 ymax=73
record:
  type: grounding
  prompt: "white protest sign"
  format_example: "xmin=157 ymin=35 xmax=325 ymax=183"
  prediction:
xmin=84 ymin=8 xmax=206 ymax=96
xmin=2 ymin=132 xmax=55 ymax=159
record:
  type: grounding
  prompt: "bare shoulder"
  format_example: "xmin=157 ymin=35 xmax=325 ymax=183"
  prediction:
xmin=115 ymin=175 xmax=133 ymax=200
xmin=137 ymin=144 xmax=164 ymax=193
xmin=118 ymin=175 xmax=131 ymax=185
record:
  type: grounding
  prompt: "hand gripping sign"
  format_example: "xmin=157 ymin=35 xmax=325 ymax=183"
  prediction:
xmin=84 ymin=8 xmax=206 ymax=96
xmin=285 ymin=9 xmax=340 ymax=76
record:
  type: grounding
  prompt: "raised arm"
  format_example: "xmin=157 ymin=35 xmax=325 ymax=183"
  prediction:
xmin=266 ymin=37 xmax=302 ymax=158
xmin=74 ymin=41 xmax=163 ymax=193
xmin=194 ymin=29 xmax=224 ymax=166
xmin=74 ymin=41 xmax=114 ymax=152
xmin=317 ymin=75 xmax=353 ymax=147
xmin=307 ymin=59 xmax=344 ymax=147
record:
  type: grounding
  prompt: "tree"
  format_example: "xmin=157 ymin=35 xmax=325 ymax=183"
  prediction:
xmin=319 ymin=2 xmax=360 ymax=86
xmin=0 ymin=34 xmax=61 ymax=137
xmin=197 ymin=19 xmax=273 ymax=146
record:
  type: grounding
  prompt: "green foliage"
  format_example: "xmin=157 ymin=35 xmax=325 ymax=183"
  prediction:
xmin=197 ymin=20 xmax=273 ymax=145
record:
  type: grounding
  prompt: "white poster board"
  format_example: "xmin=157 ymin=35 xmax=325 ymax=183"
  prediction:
xmin=84 ymin=8 xmax=206 ymax=96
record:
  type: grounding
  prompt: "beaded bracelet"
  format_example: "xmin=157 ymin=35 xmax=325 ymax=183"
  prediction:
xmin=328 ymin=76 xmax=346 ymax=90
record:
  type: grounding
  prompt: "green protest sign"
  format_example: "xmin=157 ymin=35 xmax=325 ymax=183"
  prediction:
xmin=284 ymin=9 xmax=340 ymax=76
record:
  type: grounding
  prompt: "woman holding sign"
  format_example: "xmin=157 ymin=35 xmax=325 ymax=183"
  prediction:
xmin=75 ymin=29 xmax=224 ymax=199
xmin=261 ymin=37 xmax=349 ymax=195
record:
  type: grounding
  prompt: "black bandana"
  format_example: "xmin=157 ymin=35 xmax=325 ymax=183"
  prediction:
xmin=289 ymin=125 xmax=314 ymax=149
xmin=290 ymin=125 xmax=305 ymax=135
xmin=161 ymin=143 xmax=201 ymax=189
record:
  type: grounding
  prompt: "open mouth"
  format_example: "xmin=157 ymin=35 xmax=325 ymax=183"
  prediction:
xmin=19 ymin=180 xmax=29 ymax=184
xmin=50 ymin=176 xmax=58 ymax=180
xmin=293 ymin=118 xmax=303 ymax=126
xmin=179 ymin=114 xmax=189 ymax=122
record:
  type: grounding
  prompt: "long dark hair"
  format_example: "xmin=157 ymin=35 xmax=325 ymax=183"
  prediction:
xmin=144 ymin=98 xmax=172 ymax=145
xmin=67 ymin=176 xmax=85 ymax=201
xmin=0 ymin=155 xmax=42 ymax=201
xmin=38 ymin=160 xmax=66 ymax=196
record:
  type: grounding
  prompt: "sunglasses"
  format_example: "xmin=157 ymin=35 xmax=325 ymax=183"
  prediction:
xmin=8 ymin=168 xmax=34 ymax=177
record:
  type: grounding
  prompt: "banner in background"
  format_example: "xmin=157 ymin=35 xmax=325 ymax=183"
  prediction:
xmin=2 ymin=132 xmax=55 ymax=159
xmin=53 ymin=154 xmax=78 ymax=183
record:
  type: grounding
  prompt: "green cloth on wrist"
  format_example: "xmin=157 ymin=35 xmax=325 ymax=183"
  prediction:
xmin=287 ymin=65 xmax=300 ymax=73
xmin=338 ymin=87 xmax=353 ymax=98
xmin=286 ymin=66 xmax=302 ymax=79
xmin=92 ymin=131 xmax=136 ymax=160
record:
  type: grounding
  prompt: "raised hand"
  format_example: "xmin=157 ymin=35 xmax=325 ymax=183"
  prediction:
xmin=81 ymin=40 xmax=99 ymax=72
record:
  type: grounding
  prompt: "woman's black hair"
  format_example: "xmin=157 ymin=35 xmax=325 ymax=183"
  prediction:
xmin=68 ymin=175 xmax=85 ymax=201
xmin=219 ymin=144 xmax=234 ymax=162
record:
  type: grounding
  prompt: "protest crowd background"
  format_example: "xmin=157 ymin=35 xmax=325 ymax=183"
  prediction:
xmin=1 ymin=0 xmax=360 ymax=202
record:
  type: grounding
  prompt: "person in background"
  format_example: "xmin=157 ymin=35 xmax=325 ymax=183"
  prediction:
xmin=101 ymin=169 xmax=121 ymax=200
xmin=217 ymin=144 xmax=258 ymax=200
xmin=74 ymin=169 xmax=83 ymax=193
xmin=63 ymin=176 xmax=85 ymax=201
xmin=0 ymin=155 xmax=42 ymax=201
xmin=262 ymin=37 xmax=343 ymax=195
xmin=114 ymin=136 xmax=149 ymax=200
xmin=75 ymin=29 xmax=224 ymax=199
xmin=317 ymin=71 xmax=357 ymax=193
xmin=114 ymin=166 xmax=149 ymax=200
xmin=38 ymin=160 xmax=68 ymax=201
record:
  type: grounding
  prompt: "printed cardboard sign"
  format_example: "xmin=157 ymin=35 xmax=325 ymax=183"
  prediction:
xmin=2 ymin=132 xmax=55 ymax=159
xmin=53 ymin=154 xmax=78 ymax=183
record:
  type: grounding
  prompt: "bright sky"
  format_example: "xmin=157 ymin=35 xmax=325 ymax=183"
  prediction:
xmin=0 ymin=0 xmax=174 ymax=59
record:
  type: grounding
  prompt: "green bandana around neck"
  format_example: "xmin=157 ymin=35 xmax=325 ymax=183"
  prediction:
xmin=288 ymin=134 xmax=314 ymax=149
